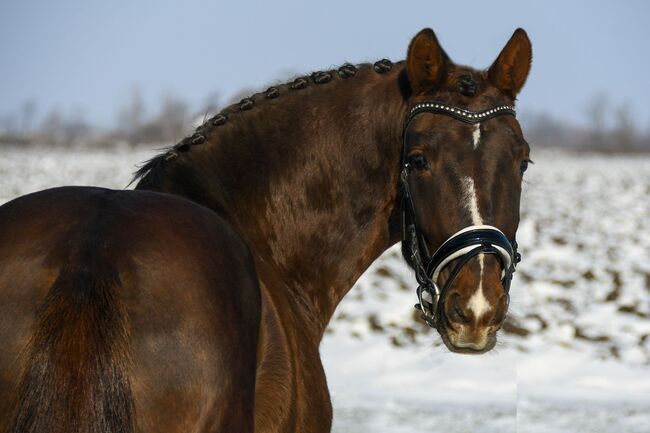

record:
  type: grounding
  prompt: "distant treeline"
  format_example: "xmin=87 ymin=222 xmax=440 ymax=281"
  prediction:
xmin=1 ymin=90 xmax=649 ymax=152
xmin=521 ymin=95 xmax=650 ymax=152
xmin=0 ymin=89 xmax=220 ymax=148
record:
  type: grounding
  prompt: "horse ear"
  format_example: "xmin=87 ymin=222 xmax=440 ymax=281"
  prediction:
xmin=488 ymin=28 xmax=532 ymax=99
xmin=406 ymin=28 xmax=450 ymax=94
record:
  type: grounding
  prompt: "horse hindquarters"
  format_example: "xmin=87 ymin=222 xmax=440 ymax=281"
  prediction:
xmin=0 ymin=187 xmax=261 ymax=433
xmin=124 ymin=191 xmax=261 ymax=433
xmin=4 ymin=258 xmax=134 ymax=433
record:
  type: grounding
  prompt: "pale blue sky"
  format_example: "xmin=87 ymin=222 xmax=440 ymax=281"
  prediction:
xmin=1 ymin=0 xmax=648 ymax=129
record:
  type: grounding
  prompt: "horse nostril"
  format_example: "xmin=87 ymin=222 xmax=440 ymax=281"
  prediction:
xmin=490 ymin=294 xmax=508 ymax=326
xmin=450 ymin=293 xmax=470 ymax=324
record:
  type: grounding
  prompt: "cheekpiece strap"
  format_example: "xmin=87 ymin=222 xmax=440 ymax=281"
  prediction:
xmin=400 ymin=99 xmax=519 ymax=328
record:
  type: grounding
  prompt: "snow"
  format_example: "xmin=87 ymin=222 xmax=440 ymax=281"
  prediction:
xmin=321 ymin=328 xmax=650 ymax=432
xmin=1 ymin=144 xmax=649 ymax=432
xmin=0 ymin=143 xmax=155 ymax=203
xmin=321 ymin=150 xmax=650 ymax=432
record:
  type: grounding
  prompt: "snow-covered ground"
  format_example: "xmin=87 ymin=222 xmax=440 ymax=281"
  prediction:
xmin=1 ymin=144 xmax=649 ymax=432
xmin=322 ymin=150 xmax=650 ymax=432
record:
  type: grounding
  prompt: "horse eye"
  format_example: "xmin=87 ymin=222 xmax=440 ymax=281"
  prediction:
xmin=408 ymin=154 xmax=428 ymax=170
xmin=520 ymin=159 xmax=531 ymax=175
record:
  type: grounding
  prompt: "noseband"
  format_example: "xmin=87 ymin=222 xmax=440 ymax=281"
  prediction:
xmin=400 ymin=101 xmax=521 ymax=328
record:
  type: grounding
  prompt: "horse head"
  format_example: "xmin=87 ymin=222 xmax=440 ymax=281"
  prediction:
xmin=401 ymin=28 xmax=532 ymax=353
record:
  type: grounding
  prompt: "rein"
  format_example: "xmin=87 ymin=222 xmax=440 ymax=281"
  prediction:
xmin=400 ymin=101 xmax=521 ymax=328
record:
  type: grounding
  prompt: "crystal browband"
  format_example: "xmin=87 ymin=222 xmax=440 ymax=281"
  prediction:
xmin=406 ymin=101 xmax=516 ymax=125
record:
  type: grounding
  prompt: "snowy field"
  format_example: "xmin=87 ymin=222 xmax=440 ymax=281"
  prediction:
xmin=1 ymin=144 xmax=649 ymax=432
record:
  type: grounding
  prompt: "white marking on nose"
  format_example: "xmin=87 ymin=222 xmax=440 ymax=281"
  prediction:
xmin=472 ymin=124 xmax=481 ymax=149
xmin=461 ymin=176 xmax=489 ymax=321
xmin=467 ymin=281 xmax=490 ymax=321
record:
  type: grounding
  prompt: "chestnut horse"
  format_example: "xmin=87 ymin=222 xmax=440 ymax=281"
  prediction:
xmin=0 ymin=28 xmax=532 ymax=433
xmin=0 ymin=188 xmax=260 ymax=433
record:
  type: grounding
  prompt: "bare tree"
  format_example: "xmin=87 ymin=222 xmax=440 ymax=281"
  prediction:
xmin=0 ymin=113 xmax=18 ymax=136
xmin=63 ymin=109 xmax=91 ymax=144
xmin=116 ymin=86 xmax=146 ymax=140
xmin=157 ymin=95 xmax=189 ymax=142
xmin=584 ymin=93 xmax=609 ymax=149
xmin=20 ymin=100 xmax=37 ymax=135
xmin=40 ymin=108 xmax=65 ymax=144
xmin=129 ymin=94 xmax=190 ymax=144
xmin=612 ymin=103 xmax=636 ymax=150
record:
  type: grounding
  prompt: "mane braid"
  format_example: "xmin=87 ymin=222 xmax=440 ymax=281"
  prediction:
xmin=131 ymin=59 xmax=399 ymax=186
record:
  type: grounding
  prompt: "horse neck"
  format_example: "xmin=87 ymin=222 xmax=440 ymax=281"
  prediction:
xmin=139 ymin=63 xmax=408 ymax=339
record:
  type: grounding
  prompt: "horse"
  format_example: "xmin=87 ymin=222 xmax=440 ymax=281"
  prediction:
xmin=0 ymin=188 xmax=261 ymax=433
xmin=0 ymin=27 xmax=532 ymax=433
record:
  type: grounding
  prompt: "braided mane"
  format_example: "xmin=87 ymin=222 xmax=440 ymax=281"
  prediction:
xmin=131 ymin=59 xmax=398 ymax=185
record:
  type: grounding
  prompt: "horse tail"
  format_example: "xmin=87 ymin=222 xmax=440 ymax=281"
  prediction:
xmin=9 ymin=261 xmax=134 ymax=433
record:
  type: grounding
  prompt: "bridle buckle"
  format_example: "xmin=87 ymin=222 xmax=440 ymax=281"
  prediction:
xmin=415 ymin=280 xmax=440 ymax=327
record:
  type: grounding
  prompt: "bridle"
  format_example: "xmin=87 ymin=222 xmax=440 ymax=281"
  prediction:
xmin=400 ymin=101 xmax=522 ymax=328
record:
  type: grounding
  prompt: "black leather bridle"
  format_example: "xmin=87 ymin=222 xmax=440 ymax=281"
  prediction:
xmin=400 ymin=101 xmax=522 ymax=328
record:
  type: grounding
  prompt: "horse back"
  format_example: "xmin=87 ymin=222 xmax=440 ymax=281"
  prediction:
xmin=0 ymin=186 xmax=260 ymax=433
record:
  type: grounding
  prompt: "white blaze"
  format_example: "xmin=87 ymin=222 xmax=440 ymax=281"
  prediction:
xmin=461 ymin=177 xmax=483 ymax=226
xmin=461 ymin=176 xmax=490 ymax=321
xmin=472 ymin=124 xmax=481 ymax=149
